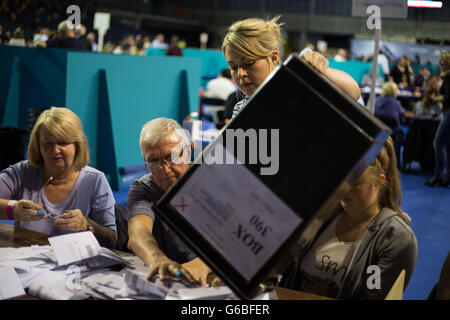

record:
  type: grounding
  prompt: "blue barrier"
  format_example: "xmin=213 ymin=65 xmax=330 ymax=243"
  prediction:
xmin=0 ymin=46 xmax=202 ymax=190
xmin=146 ymin=47 xmax=229 ymax=87
xmin=328 ymin=60 xmax=384 ymax=84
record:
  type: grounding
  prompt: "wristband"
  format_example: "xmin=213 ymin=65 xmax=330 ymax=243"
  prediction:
xmin=6 ymin=200 xmax=17 ymax=220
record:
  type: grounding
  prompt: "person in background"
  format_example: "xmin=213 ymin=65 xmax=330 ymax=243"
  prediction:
xmin=205 ymin=68 xmax=236 ymax=101
xmin=221 ymin=16 xmax=361 ymax=120
xmin=413 ymin=85 xmax=442 ymax=119
xmin=334 ymin=48 xmax=347 ymax=62
xmin=0 ymin=107 xmax=117 ymax=248
xmin=399 ymin=74 xmax=413 ymax=91
xmin=361 ymin=66 xmax=385 ymax=87
xmin=45 ymin=20 xmax=78 ymax=49
xmin=374 ymin=81 xmax=405 ymax=167
xmin=143 ymin=36 xmax=152 ymax=50
xmin=414 ymin=66 xmax=431 ymax=89
xmin=127 ymin=118 xmax=221 ymax=286
xmin=74 ymin=24 xmax=92 ymax=51
xmin=87 ymin=32 xmax=98 ymax=52
xmin=374 ymin=81 xmax=405 ymax=131
xmin=391 ymin=56 xmax=414 ymax=86
xmin=377 ymin=49 xmax=390 ymax=80
xmin=426 ymin=51 xmax=450 ymax=187
xmin=151 ymin=33 xmax=167 ymax=49
xmin=282 ymin=137 xmax=417 ymax=299
xmin=135 ymin=34 xmax=144 ymax=55
xmin=7 ymin=27 xmax=26 ymax=47
xmin=32 ymin=27 xmax=49 ymax=47
xmin=165 ymin=35 xmax=183 ymax=56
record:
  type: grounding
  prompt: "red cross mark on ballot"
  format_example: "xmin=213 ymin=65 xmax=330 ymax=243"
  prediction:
xmin=174 ymin=197 xmax=188 ymax=213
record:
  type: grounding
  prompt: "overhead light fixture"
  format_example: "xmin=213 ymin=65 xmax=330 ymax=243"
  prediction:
xmin=408 ymin=1 xmax=443 ymax=8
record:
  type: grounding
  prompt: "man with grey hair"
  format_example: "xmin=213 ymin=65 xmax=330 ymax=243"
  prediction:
xmin=46 ymin=20 xmax=78 ymax=49
xmin=127 ymin=118 xmax=219 ymax=286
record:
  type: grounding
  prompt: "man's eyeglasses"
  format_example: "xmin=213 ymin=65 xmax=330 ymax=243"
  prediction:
xmin=145 ymin=148 xmax=187 ymax=171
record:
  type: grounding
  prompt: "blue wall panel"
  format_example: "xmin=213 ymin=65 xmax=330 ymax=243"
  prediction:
xmin=1 ymin=46 xmax=202 ymax=189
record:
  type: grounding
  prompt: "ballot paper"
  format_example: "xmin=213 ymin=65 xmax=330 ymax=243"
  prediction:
xmin=164 ymin=285 xmax=278 ymax=300
xmin=48 ymin=231 xmax=128 ymax=270
xmin=49 ymin=231 xmax=102 ymax=266
xmin=0 ymin=246 xmax=58 ymax=289
xmin=165 ymin=286 xmax=235 ymax=300
xmin=0 ymin=266 xmax=26 ymax=299
xmin=81 ymin=270 xmax=128 ymax=299
xmin=0 ymin=259 xmax=32 ymax=273
xmin=0 ymin=245 xmax=56 ymax=261
xmin=124 ymin=269 xmax=196 ymax=299
xmin=28 ymin=270 xmax=89 ymax=300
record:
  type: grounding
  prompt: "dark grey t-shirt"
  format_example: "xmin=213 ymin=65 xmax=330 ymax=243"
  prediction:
xmin=127 ymin=173 xmax=196 ymax=264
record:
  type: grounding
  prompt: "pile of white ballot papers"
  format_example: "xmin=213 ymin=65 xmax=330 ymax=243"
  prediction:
xmin=0 ymin=231 xmax=276 ymax=300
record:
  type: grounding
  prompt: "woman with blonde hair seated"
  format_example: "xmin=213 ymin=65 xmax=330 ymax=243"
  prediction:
xmin=374 ymin=81 xmax=405 ymax=132
xmin=0 ymin=107 xmax=117 ymax=248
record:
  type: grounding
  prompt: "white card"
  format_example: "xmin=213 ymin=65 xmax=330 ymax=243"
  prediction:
xmin=0 ymin=266 xmax=26 ymax=300
xmin=48 ymin=231 xmax=101 ymax=266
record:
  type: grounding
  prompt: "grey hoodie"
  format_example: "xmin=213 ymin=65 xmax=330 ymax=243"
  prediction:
xmin=282 ymin=207 xmax=418 ymax=299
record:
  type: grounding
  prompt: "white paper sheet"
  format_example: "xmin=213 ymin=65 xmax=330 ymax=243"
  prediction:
xmin=28 ymin=270 xmax=89 ymax=300
xmin=124 ymin=269 xmax=196 ymax=299
xmin=48 ymin=231 xmax=101 ymax=266
xmin=0 ymin=260 xmax=31 ymax=273
xmin=170 ymin=146 xmax=303 ymax=281
xmin=0 ymin=245 xmax=54 ymax=261
xmin=0 ymin=266 xmax=26 ymax=300
xmin=166 ymin=286 xmax=234 ymax=300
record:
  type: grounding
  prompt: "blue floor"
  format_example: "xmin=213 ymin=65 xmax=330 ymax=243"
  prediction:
xmin=400 ymin=167 xmax=450 ymax=300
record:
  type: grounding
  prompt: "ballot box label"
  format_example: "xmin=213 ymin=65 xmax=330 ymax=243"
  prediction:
xmin=170 ymin=146 xmax=303 ymax=281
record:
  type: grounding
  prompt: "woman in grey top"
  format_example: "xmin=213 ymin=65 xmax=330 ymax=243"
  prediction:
xmin=282 ymin=137 xmax=418 ymax=299
xmin=0 ymin=107 xmax=117 ymax=248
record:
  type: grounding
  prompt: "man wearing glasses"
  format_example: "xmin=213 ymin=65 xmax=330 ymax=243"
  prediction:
xmin=127 ymin=118 xmax=219 ymax=286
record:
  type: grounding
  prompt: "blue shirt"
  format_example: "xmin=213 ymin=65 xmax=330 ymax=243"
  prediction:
xmin=374 ymin=95 xmax=405 ymax=129
xmin=0 ymin=160 xmax=116 ymax=235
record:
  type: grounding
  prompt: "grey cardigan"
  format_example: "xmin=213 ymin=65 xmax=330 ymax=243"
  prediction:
xmin=282 ymin=207 xmax=418 ymax=299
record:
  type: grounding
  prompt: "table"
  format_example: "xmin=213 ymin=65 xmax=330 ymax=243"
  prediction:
xmin=0 ymin=223 xmax=332 ymax=300
xmin=402 ymin=118 xmax=441 ymax=172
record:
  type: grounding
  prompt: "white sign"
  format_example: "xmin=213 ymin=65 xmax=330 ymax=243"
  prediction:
xmin=93 ymin=12 xmax=111 ymax=31
xmin=170 ymin=146 xmax=303 ymax=281
xmin=93 ymin=12 xmax=111 ymax=52
xmin=352 ymin=0 xmax=408 ymax=19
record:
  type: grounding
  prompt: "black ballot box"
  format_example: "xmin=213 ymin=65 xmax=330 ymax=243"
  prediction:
xmin=151 ymin=54 xmax=391 ymax=299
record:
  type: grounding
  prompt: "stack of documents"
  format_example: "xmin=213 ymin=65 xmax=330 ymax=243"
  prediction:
xmin=0 ymin=231 xmax=278 ymax=300
xmin=0 ymin=245 xmax=58 ymax=299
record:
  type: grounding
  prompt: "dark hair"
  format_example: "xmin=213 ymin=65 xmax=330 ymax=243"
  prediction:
xmin=220 ymin=68 xmax=231 ymax=79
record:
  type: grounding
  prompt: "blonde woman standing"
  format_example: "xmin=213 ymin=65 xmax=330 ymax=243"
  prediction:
xmin=221 ymin=16 xmax=362 ymax=119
